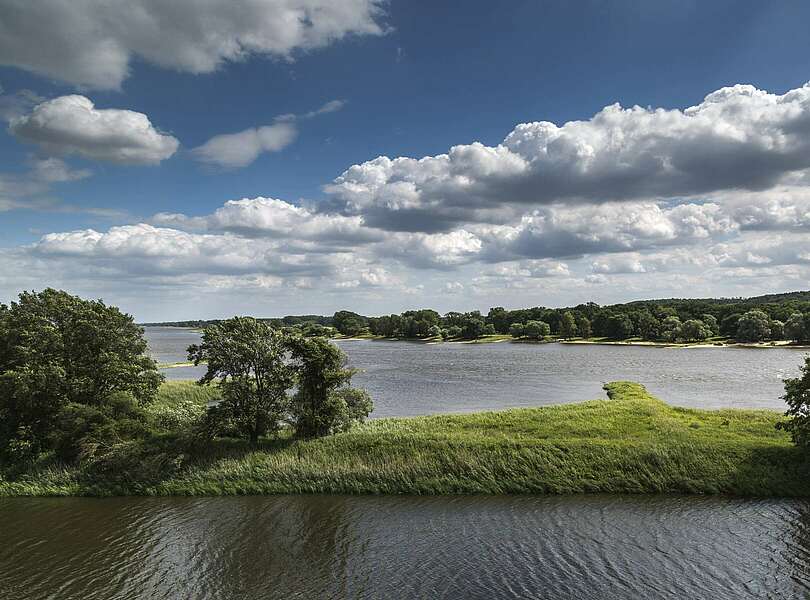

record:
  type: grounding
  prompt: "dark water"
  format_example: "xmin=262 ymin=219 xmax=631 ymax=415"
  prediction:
xmin=2 ymin=495 xmax=809 ymax=599
xmin=146 ymin=327 xmax=806 ymax=415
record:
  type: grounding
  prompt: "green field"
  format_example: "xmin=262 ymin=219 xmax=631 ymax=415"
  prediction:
xmin=1 ymin=381 xmax=808 ymax=497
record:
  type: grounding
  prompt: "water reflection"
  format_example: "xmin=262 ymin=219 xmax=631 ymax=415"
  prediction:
xmin=2 ymin=495 xmax=810 ymax=599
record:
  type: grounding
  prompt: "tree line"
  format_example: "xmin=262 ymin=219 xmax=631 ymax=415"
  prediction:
xmin=0 ymin=290 xmax=371 ymax=464
xmin=326 ymin=292 xmax=810 ymax=343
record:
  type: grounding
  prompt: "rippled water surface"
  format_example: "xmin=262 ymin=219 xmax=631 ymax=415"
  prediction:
xmin=2 ymin=495 xmax=809 ymax=599
xmin=146 ymin=326 xmax=807 ymax=414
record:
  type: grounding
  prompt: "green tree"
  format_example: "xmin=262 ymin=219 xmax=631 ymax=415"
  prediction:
xmin=735 ymin=310 xmax=772 ymax=342
xmin=523 ymin=320 xmax=551 ymax=340
xmin=680 ymin=319 xmax=712 ymax=342
xmin=770 ymin=320 xmax=785 ymax=340
xmin=661 ymin=316 xmax=683 ymax=342
xmin=509 ymin=322 xmax=525 ymax=338
xmin=606 ymin=314 xmax=634 ymax=339
xmin=785 ymin=313 xmax=807 ymax=343
xmin=576 ymin=315 xmax=592 ymax=339
xmin=331 ymin=311 xmax=366 ymax=336
xmin=287 ymin=336 xmax=371 ymax=437
xmin=636 ymin=311 xmax=661 ymax=341
xmin=460 ymin=317 xmax=486 ymax=340
xmin=560 ymin=311 xmax=578 ymax=339
xmin=777 ymin=356 xmax=810 ymax=446
xmin=0 ymin=289 xmax=162 ymax=460
xmin=189 ymin=317 xmax=295 ymax=444
xmin=701 ymin=314 xmax=720 ymax=336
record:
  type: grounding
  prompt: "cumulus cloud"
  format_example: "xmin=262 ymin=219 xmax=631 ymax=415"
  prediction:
xmin=326 ymin=83 xmax=810 ymax=232
xmin=10 ymin=95 xmax=179 ymax=165
xmin=476 ymin=201 xmax=736 ymax=261
xmin=153 ymin=197 xmax=383 ymax=244
xmin=0 ymin=0 xmax=387 ymax=89
xmin=192 ymin=122 xmax=296 ymax=168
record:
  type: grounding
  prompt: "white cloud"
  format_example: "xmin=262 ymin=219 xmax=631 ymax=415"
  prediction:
xmin=10 ymin=95 xmax=179 ymax=165
xmin=153 ymin=196 xmax=382 ymax=244
xmin=191 ymin=122 xmax=297 ymax=168
xmin=28 ymin=157 xmax=91 ymax=183
xmin=327 ymin=82 xmax=810 ymax=232
xmin=0 ymin=0 xmax=387 ymax=89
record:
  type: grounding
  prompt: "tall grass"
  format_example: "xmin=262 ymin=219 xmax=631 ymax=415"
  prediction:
xmin=2 ymin=381 xmax=809 ymax=497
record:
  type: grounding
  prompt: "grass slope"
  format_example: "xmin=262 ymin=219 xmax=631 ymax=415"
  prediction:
xmin=2 ymin=382 xmax=808 ymax=497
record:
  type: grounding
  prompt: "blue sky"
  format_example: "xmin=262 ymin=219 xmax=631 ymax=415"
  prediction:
xmin=2 ymin=1 xmax=810 ymax=320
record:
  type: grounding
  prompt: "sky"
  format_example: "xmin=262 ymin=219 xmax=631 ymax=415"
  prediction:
xmin=1 ymin=0 xmax=810 ymax=321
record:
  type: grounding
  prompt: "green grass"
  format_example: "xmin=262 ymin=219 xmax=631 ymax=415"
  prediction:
xmin=2 ymin=381 xmax=809 ymax=497
xmin=153 ymin=380 xmax=221 ymax=407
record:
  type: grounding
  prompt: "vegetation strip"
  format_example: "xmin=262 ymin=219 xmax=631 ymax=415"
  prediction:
xmin=3 ymin=381 xmax=810 ymax=498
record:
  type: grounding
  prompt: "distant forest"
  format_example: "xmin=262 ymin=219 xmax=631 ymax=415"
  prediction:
xmin=141 ymin=290 xmax=810 ymax=343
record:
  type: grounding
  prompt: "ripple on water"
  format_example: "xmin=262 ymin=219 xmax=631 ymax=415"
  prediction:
xmin=2 ymin=495 xmax=810 ymax=599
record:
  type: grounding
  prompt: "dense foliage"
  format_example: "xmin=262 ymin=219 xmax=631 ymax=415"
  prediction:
xmin=778 ymin=355 xmax=810 ymax=446
xmin=0 ymin=289 xmax=163 ymax=461
xmin=189 ymin=317 xmax=372 ymax=442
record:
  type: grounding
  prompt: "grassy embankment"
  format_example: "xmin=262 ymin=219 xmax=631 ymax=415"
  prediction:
xmin=2 ymin=381 xmax=808 ymax=497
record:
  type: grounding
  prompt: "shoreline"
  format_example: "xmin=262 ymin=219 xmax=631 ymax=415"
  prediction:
xmin=2 ymin=382 xmax=807 ymax=498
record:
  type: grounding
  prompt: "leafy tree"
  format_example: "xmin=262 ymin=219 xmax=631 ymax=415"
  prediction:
xmin=560 ymin=311 xmax=578 ymax=339
xmin=661 ymin=316 xmax=682 ymax=342
xmin=445 ymin=325 xmax=462 ymax=339
xmin=777 ymin=356 xmax=810 ymax=446
xmin=720 ymin=313 xmax=741 ymax=337
xmin=460 ymin=317 xmax=487 ymax=340
xmin=605 ymin=314 xmax=634 ymax=339
xmin=785 ymin=313 xmax=808 ymax=343
xmin=331 ymin=311 xmax=366 ymax=336
xmin=735 ymin=310 xmax=772 ymax=342
xmin=0 ymin=289 xmax=162 ymax=460
xmin=523 ymin=320 xmax=551 ymax=340
xmin=486 ymin=307 xmax=511 ymax=334
xmin=770 ymin=320 xmax=785 ymax=341
xmin=509 ymin=323 xmax=525 ymax=338
xmin=635 ymin=311 xmax=661 ymax=341
xmin=701 ymin=314 xmax=720 ymax=336
xmin=427 ymin=325 xmax=442 ymax=338
xmin=287 ymin=336 xmax=371 ymax=437
xmin=680 ymin=319 xmax=712 ymax=342
xmin=575 ymin=315 xmax=592 ymax=339
xmin=189 ymin=317 xmax=295 ymax=444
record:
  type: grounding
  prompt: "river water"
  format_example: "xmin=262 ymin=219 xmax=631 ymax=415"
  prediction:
xmin=5 ymin=327 xmax=805 ymax=599
xmin=145 ymin=326 xmax=807 ymax=414
xmin=2 ymin=494 xmax=809 ymax=599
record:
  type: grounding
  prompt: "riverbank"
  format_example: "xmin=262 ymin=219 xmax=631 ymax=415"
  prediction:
xmin=2 ymin=381 xmax=807 ymax=497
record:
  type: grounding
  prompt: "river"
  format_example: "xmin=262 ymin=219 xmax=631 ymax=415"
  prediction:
xmin=2 ymin=494 xmax=809 ymax=599
xmin=5 ymin=327 xmax=805 ymax=599
xmin=145 ymin=326 xmax=807 ymax=413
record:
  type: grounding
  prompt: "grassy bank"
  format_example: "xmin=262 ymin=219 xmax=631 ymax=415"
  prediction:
xmin=2 ymin=382 xmax=808 ymax=497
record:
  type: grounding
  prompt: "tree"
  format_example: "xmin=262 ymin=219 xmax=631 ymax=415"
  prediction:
xmin=331 ymin=311 xmax=366 ymax=336
xmin=680 ymin=319 xmax=712 ymax=342
xmin=605 ymin=314 xmax=634 ymax=339
xmin=460 ymin=317 xmax=486 ymax=340
xmin=659 ymin=316 xmax=682 ymax=342
xmin=770 ymin=320 xmax=785 ymax=340
xmin=523 ymin=320 xmax=551 ymax=340
xmin=427 ymin=325 xmax=442 ymax=338
xmin=735 ymin=310 xmax=771 ymax=342
xmin=486 ymin=307 xmax=511 ymax=334
xmin=0 ymin=289 xmax=162 ymax=460
xmin=287 ymin=336 xmax=371 ymax=437
xmin=777 ymin=356 xmax=810 ymax=446
xmin=189 ymin=317 xmax=295 ymax=444
xmin=785 ymin=313 xmax=808 ymax=343
xmin=636 ymin=311 xmax=661 ymax=341
xmin=701 ymin=314 xmax=720 ymax=336
xmin=560 ymin=311 xmax=578 ymax=339
xmin=576 ymin=315 xmax=592 ymax=339
xmin=509 ymin=322 xmax=525 ymax=338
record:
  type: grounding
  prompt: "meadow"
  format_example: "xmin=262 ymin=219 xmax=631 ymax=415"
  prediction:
xmin=2 ymin=381 xmax=807 ymax=497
